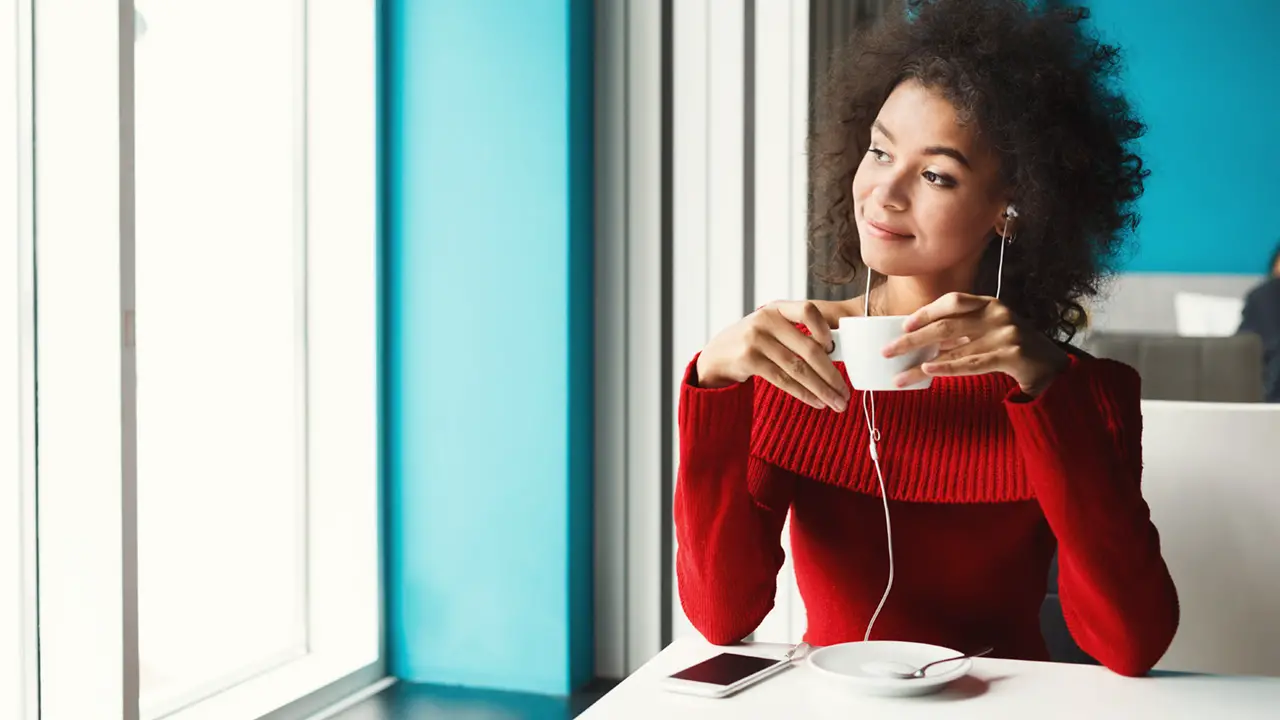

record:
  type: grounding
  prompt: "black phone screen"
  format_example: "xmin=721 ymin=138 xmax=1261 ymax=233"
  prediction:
xmin=669 ymin=653 xmax=779 ymax=685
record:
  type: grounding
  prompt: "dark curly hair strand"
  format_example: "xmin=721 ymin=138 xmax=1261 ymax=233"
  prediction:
xmin=809 ymin=0 xmax=1148 ymax=341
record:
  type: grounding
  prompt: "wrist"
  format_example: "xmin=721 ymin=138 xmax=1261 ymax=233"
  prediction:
xmin=694 ymin=353 xmax=738 ymax=389
xmin=1020 ymin=346 xmax=1071 ymax=398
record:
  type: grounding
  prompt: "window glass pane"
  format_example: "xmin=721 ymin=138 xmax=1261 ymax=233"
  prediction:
xmin=134 ymin=1 xmax=306 ymax=715
xmin=2 ymin=0 xmax=31 ymax=713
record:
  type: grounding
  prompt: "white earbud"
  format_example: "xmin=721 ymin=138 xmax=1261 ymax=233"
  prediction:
xmin=994 ymin=205 xmax=1017 ymax=298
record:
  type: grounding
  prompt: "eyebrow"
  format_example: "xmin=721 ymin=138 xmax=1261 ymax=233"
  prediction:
xmin=872 ymin=120 xmax=972 ymax=169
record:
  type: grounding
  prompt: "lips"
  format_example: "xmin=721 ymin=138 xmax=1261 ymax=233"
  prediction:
xmin=865 ymin=217 xmax=915 ymax=239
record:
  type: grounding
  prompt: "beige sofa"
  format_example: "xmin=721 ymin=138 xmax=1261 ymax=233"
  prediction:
xmin=1079 ymin=331 xmax=1265 ymax=403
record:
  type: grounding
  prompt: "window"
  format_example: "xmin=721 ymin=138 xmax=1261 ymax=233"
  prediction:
xmin=2 ymin=0 xmax=36 ymax=716
xmin=666 ymin=0 xmax=811 ymax=646
xmin=133 ymin=2 xmax=309 ymax=712
xmin=32 ymin=2 xmax=381 ymax=719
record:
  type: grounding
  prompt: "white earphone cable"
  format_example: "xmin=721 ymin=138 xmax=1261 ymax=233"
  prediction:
xmin=861 ymin=270 xmax=894 ymax=642
xmin=995 ymin=219 xmax=1011 ymax=300
xmin=858 ymin=215 xmax=1010 ymax=641
xmin=861 ymin=387 xmax=893 ymax=642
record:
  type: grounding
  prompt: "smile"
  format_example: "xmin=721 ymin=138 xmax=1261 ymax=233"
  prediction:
xmin=865 ymin=218 xmax=915 ymax=240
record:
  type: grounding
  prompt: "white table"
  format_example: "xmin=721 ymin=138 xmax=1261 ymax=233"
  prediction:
xmin=580 ymin=638 xmax=1280 ymax=719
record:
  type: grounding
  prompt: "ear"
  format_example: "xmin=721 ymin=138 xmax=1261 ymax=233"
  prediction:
xmin=995 ymin=203 xmax=1018 ymax=239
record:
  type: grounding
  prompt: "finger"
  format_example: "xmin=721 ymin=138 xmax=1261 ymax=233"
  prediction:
xmin=773 ymin=301 xmax=836 ymax=354
xmin=928 ymin=333 xmax=1000 ymax=365
xmin=890 ymin=364 xmax=931 ymax=389
xmin=886 ymin=336 xmax=973 ymax=385
xmin=937 ymin=335 xmax=972 ymax=352
xmin=890 ymin=336 xmax=1001 ymax=388
xmin=920 ymin=348 xmax=1013 ymax=378
xmin=883 ymin=315 xmax=984 ymax=358
xmin=902 ymin=292 xmax=990 ymax=333
xmin=752 ymin=350 xmax=824 ymax=410
xmin=756 ymin=331 xmax=849 ymax=411
xmin=765 ymin=313 xmax=850 ymax=405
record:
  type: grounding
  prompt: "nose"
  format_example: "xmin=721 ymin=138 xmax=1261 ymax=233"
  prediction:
xmin=867 ymin=169 xmax=910 ymax=213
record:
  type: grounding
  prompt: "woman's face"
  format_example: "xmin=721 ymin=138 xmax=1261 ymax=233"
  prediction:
xmin=852 ymin=80 xmax=1011 ymax=284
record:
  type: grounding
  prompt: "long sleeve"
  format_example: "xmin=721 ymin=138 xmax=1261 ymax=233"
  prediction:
xmin=674 ymin=356 xmax=794 ymax=645
xmin=1004 ymin=354 xmax=1179 ymax=676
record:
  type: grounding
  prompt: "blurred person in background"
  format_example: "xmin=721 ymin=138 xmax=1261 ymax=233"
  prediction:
xmin=1238 ymin=241 xmax=1280 ymax=401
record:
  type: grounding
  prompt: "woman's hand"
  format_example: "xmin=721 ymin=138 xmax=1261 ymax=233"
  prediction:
xmin=881 ymin=292 xmax=1070 ymax=397
xmin=695 ymin=301 xmax=850 ymax=412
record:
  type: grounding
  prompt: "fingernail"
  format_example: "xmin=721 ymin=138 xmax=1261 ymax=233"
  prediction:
xmin=833 ymin=397 xmax=848 ymax=412
xmin=893 ymin=374 xmax=908 ymax=388
xmin=881 ymin=343 xmax=896 ymax=358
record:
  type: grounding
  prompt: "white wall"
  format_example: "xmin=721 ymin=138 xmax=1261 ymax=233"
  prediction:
xmin=1088 ymin=273 xmax=1260 ymax=334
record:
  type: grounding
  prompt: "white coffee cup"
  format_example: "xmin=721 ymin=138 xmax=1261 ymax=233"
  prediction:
xmin=829 ymin=315 xmax=939 ymax=391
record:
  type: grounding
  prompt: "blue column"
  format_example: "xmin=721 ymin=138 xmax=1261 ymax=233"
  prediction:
xmin=382 ymin=0 xmax=594 ymax=695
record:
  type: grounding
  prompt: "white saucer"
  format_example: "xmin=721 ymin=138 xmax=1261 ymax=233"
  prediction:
xmin=805 ymin=641 xmax=973 ymax=697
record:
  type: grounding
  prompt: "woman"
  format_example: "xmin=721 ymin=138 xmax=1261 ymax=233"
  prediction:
xmin=675 ymin=0 xmax=1179 ymax=677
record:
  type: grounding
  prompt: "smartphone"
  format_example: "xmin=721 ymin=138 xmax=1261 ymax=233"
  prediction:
xmin=659 ymin=651 xmax=792 ymax=698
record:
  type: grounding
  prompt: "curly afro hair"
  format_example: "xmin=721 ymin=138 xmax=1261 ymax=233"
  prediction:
xmin=809 ymin=0 xmax=1147 ymax=341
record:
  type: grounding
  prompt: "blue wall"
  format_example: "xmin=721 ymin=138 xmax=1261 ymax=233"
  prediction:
xmin=1083 ymin=0 xmax=1280 ymax=274
xmin=382 ymin=0 xmax=594 ymax=696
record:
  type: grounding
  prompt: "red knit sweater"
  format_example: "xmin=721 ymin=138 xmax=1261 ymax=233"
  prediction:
xmin=674 ymin=349 xmax=1180 ymax=677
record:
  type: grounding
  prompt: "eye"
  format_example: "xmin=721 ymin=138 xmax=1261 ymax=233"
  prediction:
xmin=868 ymin=147 xmax=890 ymax=163
xmin=922 ymin=170 xmax=956 ymax=188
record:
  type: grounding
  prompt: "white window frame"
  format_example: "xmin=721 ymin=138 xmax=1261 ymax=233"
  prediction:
xmin=2 ymin=0 xmax=38 ymax=716
xmin=33 ymin=1 xmax=385 ymax=718
xmin=670 ymin=0 xmax=748 ymax=645
xmin=749 ymin=0 xmax=810 ymax=646
xmin=34 ymin=1 xmax=135 ymax=716
xmin=594 ymin=0 xmax=666 ymax=678
xmin=664 ymin=0 xmax=811 ymax=647
xmin=597 ymin=0 xmax=815 ymax=669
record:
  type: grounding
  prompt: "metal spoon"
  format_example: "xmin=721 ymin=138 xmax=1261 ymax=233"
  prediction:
xmin=862 ymin=646 xmax=994 ymax=679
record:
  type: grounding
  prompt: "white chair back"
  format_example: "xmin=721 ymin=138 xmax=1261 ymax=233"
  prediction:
xmin=1141 ymin=400 xmax=1280 ymax=676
